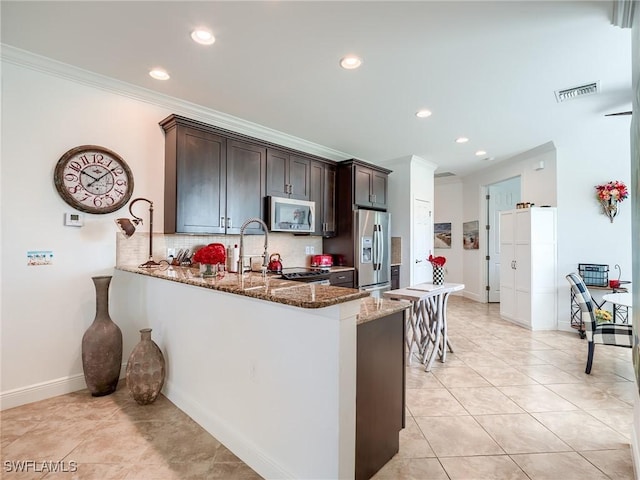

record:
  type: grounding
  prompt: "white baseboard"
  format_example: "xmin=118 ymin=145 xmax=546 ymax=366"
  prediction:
xmin=557 ymin=319 xmax=575 ymax=333
xmin=0 ymin=364 xmax=127 ymax=411
xmin=462 ymin=291 xmax=482 ymax=302
xmin=163 ymin=379 xmax=292 ymax=479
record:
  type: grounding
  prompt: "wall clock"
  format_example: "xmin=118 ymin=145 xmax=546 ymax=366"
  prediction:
xmin=54 ymin=145 xmax=134 ymax=214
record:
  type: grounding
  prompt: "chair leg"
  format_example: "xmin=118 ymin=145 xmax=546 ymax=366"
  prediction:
xmin=585 ymin=341 xmax=594 ymax=374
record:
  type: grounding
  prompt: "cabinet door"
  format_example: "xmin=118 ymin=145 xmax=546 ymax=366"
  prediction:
xmin=390 ymin=265 xmax=400 ymax=290
xmin=371 ymin=170 xmax=388 ymax=209
xmin=499 ymin=211 xmax=516 ymax=320
xmin=354 ymin=165 xmax=373 ymax=207
xmin=289 ymin=155 xmax=310 ymax=200
xmin=323 ymin=165 xmax=336 ymax=236
xmin=329 ymin=270 xmax=354 ymax=288
xmin=226 ymin=140 xmax=266 ymax=234
xmin=499 ymin=244 xmax=516 ymax=320
xmin=176 ymin=127 xmax=226 ymax=233
xmin=266 ymin=148 xmax=289 ymax=198
xmin=310 ymin=161 xmax=337 ymax=237
xmin=310 ymin=161 xmax=324 ymax=235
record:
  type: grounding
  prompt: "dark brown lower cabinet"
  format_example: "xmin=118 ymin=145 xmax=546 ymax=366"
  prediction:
xmin=356 ymin=310 xmax=405 ymax=480
xmin=391 ymin=265 xmax=400 ymax=290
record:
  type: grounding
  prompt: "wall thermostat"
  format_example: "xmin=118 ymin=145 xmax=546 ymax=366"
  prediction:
xmin=64 ymin=212 xmax=84 ymax=227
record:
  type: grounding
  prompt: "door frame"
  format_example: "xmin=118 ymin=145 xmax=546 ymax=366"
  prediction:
xmin=485 ymin=177 xmax=521 ymax=302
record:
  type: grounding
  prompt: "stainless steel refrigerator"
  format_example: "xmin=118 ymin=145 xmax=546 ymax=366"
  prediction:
xmin=355 ymin=209 xmax=391 ymax=297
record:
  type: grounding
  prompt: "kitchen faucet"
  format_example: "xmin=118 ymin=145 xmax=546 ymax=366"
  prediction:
xmin=238 ymin=217 xmax=270 ymax=275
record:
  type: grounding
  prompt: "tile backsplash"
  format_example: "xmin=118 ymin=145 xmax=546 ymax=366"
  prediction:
xmin=116 ymin=232 xmax=323 ymax=269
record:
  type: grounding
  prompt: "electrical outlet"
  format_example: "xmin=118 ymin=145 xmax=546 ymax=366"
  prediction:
xmin=167 ymin=248 xmax=176 ymax=258
xmin=305 ymin=246 xmax=311 ymax=254
xmin=309 ymin=246 xmax=315 ymax=254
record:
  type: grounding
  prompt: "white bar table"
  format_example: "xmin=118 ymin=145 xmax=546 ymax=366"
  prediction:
xmin=603 ymin=292 xmax=633 ymax=323
xmin=384 ymin=283 xmax=464 ymax=371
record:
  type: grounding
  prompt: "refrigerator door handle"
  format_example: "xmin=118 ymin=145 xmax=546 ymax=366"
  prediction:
xmin=378 ymin=223 xmax=384 ymax=271
xmin=372 ymin=225 xmax=379 ymax=271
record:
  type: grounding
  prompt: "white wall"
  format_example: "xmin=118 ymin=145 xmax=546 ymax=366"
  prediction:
xmin=111 ymin=270 xmax=359 ymax=479
xmin=629 ymin=4 xmax=640 ymax=477
xmin=0 ymin=51 xmax=342 ymax=408
xmin=555 ymin=122 xmax=632 ymax=331
xmin=439 ymin=142 xmax=558 ymax=302
xmin=436 ymin=129 xmax=631 ymax=325
xmin=1 ymin=61 xmax=168 ymax=404
xmin=433 ymin=178 xmax=464 ymax=286
xmin=384 ymin=155 xmax=437 ymax=287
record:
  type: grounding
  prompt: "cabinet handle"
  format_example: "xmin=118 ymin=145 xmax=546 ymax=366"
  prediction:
xmin=227 ymin=217 xmax=232 ymax=229
xmin=221 ymin=216 xmax=225 ymax=228
xmin=513 ymin=260 xmax=517 ymax=269
xmin=338 ymin=275 xmax=346 ymax=280
xmin=415 ymin=259 xmax=422 ymax=263
xmin=373 ymin=194 xmax=377 ymax=203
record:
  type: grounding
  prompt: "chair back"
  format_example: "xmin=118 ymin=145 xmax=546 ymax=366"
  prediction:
xmin=566 ymin=272 xmax=596 ymax=340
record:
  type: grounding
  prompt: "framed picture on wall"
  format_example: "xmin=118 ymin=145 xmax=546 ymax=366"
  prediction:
xmin=434 ymin=223 xmax=452 ymax=248
xmin=463 ymin=220 xmax=479 ymax=250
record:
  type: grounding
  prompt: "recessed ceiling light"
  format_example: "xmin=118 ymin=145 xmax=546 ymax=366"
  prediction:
xmin=149 ymin=69 xmax=170 ymax=80
xmin=455 ymin=137 xmax=469 ymax=144
xmin=415 ymin=109 xmax=432 ymax=118
xmin=340 ymin=55 xmax=362 ymax=70
xmin=191 ymin=29 xmax=215 ymax=45
xmin=475 ymin=150 xmax=487 ymax=156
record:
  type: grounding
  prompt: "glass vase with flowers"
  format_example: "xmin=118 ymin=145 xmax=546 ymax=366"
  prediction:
xmin=193 ymin=243 xmax=227 ymax=278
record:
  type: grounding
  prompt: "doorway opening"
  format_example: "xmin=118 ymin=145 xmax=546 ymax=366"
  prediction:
xmin=486 ymin=177 xmax=521 ymax=302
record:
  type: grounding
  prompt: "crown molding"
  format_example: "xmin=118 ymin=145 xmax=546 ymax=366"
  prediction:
xmin=0 ymin=44 xmax=351 ymax=161
xmin=612 ymin=0 xmax=635 ymax=28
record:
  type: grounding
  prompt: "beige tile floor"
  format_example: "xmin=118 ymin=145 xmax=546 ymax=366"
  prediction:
xmin=1 ymin=296 xmax=636 ymax=479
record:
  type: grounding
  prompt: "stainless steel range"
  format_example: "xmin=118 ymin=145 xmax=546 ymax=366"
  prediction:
xmin=279 ymin=268 xmax=331 ymax=285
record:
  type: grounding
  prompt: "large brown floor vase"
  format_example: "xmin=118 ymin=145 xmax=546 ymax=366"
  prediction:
xmin=82 ymin=275 xmax=123 ymax=397
xmin=126 ymin=328 xmax=166 ymax=405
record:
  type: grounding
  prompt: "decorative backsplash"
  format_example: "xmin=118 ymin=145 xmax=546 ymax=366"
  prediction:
xmin=116 ymin=232 xmax=323 ymax=269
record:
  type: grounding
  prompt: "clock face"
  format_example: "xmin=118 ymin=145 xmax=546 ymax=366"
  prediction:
xmin=54 ymin=145 xmax=134 ymax=214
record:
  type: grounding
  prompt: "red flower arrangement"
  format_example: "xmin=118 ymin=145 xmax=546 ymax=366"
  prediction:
xmin=428 ymin=255 xmax=446 ymax=267
xmin=595 ymin=181 xmax=628 ymax=202
xmin=193 ymin=243 xmax=226 ymax=266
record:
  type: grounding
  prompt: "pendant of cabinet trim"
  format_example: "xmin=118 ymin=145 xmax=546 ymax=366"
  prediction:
xmin=160 ymin=114 xmax=336 ymax=236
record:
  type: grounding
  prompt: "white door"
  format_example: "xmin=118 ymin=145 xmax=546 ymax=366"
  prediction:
xmin=487 ymin=177 xmax=520 ymax=302
xmin=413 ymin=198 xmax=432 ymax=285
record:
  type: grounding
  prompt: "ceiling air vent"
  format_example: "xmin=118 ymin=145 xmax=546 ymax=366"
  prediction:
xmin=434 ymin=172 xmax=456 ymax=178
xmin=554 ymin=82 xmax=599 ymax=103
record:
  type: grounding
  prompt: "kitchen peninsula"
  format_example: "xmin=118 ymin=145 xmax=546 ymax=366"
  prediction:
xmin=112 ymin=266 xmax=409 ymax=480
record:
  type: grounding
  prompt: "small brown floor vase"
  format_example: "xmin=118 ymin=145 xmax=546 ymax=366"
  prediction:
xmin=126 ymin=328 xmax=166 ymax=405
xmin=81 ymin=275 xmax=123 ymax=397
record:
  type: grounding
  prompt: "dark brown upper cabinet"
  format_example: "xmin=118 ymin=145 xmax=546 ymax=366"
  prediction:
xmin=266 ymin=148 xmax=311 ymax=200
xmin=161 ymin=115 xmax=266 ymax=234
xmin=340 ymin=159 xmax=392 ymax=211
xmin=310 ymin=160 xmax=336 ymax=237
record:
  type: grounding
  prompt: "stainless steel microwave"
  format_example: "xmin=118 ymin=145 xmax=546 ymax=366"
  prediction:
xmin=268 ymin=196 xmax=315 ymax=233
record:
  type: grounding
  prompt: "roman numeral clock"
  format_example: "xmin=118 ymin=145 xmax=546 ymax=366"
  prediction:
xmin=54 ymin=145 xmax=134 ymax=214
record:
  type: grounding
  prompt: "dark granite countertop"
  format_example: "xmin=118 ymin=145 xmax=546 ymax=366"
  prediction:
xmin=116 ymin=265 xmax=369 ymax=310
